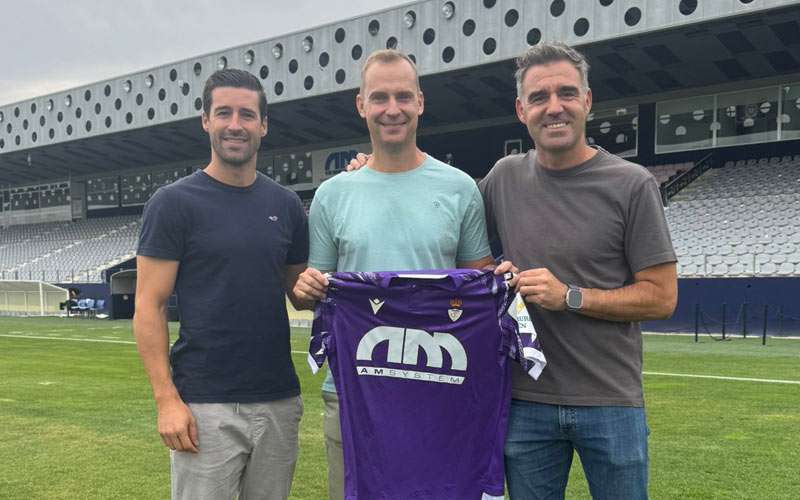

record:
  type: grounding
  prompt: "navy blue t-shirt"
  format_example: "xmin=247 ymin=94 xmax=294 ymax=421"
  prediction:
xmin=137 ymin=170 xmax=309 ymax=403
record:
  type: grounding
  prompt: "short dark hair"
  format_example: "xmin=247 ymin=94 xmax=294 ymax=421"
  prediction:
xmin=515 ymin=42 xmax=590 ymax=97
xmin=202 ymin=69 xmax=268 ymax=120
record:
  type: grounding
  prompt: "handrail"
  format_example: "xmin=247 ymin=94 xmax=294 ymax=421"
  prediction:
xmin=660 ymin=152 xmax=713 ymax=206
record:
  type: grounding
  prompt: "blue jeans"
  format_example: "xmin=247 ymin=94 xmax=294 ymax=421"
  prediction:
xmin=505 ymin=400 xmax=648 ymax=500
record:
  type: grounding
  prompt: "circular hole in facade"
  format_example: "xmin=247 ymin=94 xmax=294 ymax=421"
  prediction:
xmin=147 ymin=108 xmax=155 ymax=120
xmin=260 ymin=65 xmax=269 ymax=79
xmin=5 ymin=123 xmax=11 ymax=133
xmin=304 ymin=76 xmax=314 ymax=90
xmin=351 ymin=45 xmax=363 ymax=60
xmin=47 ymin=99 xmax=54 ymax=111
xmin=170 ymin=69 xmax=177 ymax=81
xmin=194 ymin=62 xmax=202 ymax=76
xmin=599 ymin=0 xmax=614 ymax=5
xmin=194 ymin=98 xmax=203 ymax=111
xmin=550 ymin=0 xmax=565 ymax=17
xmin=170 ymin=103 xmax=178 ymax=115
xmin=0 ymin=139 xmax=4 ymax=148
xmin=39 ymin=116 xmax=45 ymax=126
xmin=423 ymin=28 xmax=436 ymax=45
xmin=123 ymin=80 xmax=132 ymax=93
xmin=463 ymin=19 xmax=476 ymax=36
xmin=30 ymin=102 xmax=37 ymax=113
xmin=483 ymin=0 xmax=496 ymax=8
xmin=335 ymin=27 xmax=346 ymax=43
xmin=104 ymin=84 xmax=111 ymax=97
xmin=442 ymin=46 xmax=455 ymax=63
xmin=126 ymin=112 xmax=133 ymax=124
xmin=274 ymin=82 xmax=284 ymax=95
xmin=49 ymin=129 xmax=55 ymax=139
xmin=181 ymin=83 xmax=190 ymax=96
xmin=289 ymin=59 xmax=298 ymax=73
xmin=0 ymin=111 xmax=4 ymax=123
xmin=319 ymin=52 xmax=330 ymax=67
xmin=244 ymin=49 xmax=255 ymax=65
xmin=14 ymin=107 xmax=20 ymax=117
xmin=483 ymin=37 xmax=497 ymax=55
xmin=408 ymin=54 xmax=416 ymax=64
xmin=679 ymin=0 xmax=698 ymax=15
xmin=15 ymin=135 xmax=20 ymax=145
xmin=505 ymin=9 xmax=519 ymax=27
xmin=75 ymin=107 xmax=82 ymax=119
xmin=85 ymin=121 xmax=92 ymax=132
xmin=368 ymin=19 xmax=380 ymax=36
xmin=335 ymin=69 xmax=346 ymax=84
xmin=625 ymin=7 xmax=642 ymax=26
xmin=22 ymin=119 xmax=29 ymax=130
xmin=64 ymin=95 xmax=72 ymax=107
xmin=404 ymin=10 xmax=416 ymax=28
xmin=386 ymin=37 xmax=398 ymax=49
xmin=66 ymin=124 xmax=73 ymax=135
xmin=739 ymin=0 xmax=754 ymax=3
xmin=57 ymin=112 xmax=63 ymax=122
xmin=217 ymin=56 xmax=227 ymax=70
xmin=145 ymin=74 xmax=154 ymax=88
xmin=32 ymin=132 xmax=37 ymax=143
xmin=84 ymin=89 xmax=92 ymax=101
xmin=136 ymin=93 xmax=144 ymax=105
xmin=94 ymin=103 xmax=102 ymax=115
xmin=158 ymin=89 xmax=167 ymax=101
xmin=115 ymin=98 xmax=122 ymax=110
xmin=302 ymin=37 xmax=313 ymax=53
xmin=105 ymin=116 xmax=112 ymax=128
xmin=527 ymin=28 xmax=542 ymax=45
xmin=574 ymin=18 xmax=590 ymax=36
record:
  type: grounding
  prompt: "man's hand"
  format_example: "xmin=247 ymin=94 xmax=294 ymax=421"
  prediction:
xmin=157 ymin=397 xmax=199 ymax=453
xmin=346 ymin=153 xmax=370 ymax=171
xmin=517 ymin=268 xmax=568 ymax=311
xmin=484 ymin=260 xmax=520 ymax=288
xmin=292 ymin=267 xmax=330 ymax=302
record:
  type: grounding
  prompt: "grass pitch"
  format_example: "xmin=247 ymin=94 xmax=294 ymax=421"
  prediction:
xmin=1 ymin=317 xmax=798 ymax=499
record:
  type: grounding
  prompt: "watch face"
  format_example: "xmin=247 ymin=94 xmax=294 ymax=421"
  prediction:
xmin=567 ymin=288 xmax=582 ymax=309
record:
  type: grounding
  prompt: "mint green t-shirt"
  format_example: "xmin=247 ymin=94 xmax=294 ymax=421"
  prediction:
xmin=309 ymin=154 xmax=491 ymax=393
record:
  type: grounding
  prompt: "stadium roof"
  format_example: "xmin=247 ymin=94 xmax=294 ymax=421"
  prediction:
xmin=1 ymin=0 xmax=799 ymax=185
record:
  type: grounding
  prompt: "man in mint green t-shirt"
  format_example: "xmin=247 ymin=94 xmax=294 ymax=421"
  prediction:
xmin=292 ymin=49 xmax=513 ymax=500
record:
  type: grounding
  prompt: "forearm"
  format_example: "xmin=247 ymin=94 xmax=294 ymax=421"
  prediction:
xmin=580 ymin=280 xmax=675 ymax=322
xmin=133 ymin=303 xmax=181 ymax=404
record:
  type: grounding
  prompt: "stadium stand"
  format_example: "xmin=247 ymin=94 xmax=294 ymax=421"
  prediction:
xmin=648 ymin=162 xmax=692 ymax=186
xmin=0 ymin=216 xmax=139 ymax=282
xmin=668 ymin=155 xmax=800 ymax=278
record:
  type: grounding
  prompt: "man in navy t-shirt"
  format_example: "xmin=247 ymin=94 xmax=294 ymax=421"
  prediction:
xmin=133 ymin=69 xmax=309 ymax=500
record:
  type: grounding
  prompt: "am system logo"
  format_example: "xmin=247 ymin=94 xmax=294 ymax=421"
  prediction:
xmin=355 ymin=326 xmax=467 ymax=385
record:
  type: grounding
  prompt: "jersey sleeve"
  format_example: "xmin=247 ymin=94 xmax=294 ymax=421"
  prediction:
xmin=501 ymin=291 xmax=547 ymax=380
xmin=136 ymin=187 xmax=184 ymax=261
xmin=456 ymin=184 xmax=492 ymax=263
xmin=308 ymin=298 xmax=332 ymax=374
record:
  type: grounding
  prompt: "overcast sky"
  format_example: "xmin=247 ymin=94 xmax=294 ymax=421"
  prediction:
xmin=0 ymin=0 xmax=413 ymax=106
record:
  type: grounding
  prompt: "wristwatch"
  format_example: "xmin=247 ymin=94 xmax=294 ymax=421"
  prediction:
xmin=565 ymin=284 xmax=583 ymax=311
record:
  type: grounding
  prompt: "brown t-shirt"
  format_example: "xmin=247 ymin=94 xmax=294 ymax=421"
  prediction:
xmin=479 ymin=148 xmax=676 ymax=406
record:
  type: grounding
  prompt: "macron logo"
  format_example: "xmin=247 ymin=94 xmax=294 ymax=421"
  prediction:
xmin=369 ymin=298 xmax=385 ymax=315
xmin=268 ymin=215 xmax=279 ymax=222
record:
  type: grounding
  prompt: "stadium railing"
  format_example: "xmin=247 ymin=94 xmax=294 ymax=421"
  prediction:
xmin=661 ymin=153 xmax=713 ymax=206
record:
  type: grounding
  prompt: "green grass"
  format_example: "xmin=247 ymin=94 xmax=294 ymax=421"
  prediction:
xmin=1 ymin=318 xmax=798 ymax=499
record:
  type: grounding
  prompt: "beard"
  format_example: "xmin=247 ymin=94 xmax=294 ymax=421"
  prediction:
xmin=210 ymin=134 xmax=259 ymax=167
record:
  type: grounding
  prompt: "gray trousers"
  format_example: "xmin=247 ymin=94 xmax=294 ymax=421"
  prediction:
xmin=171 ymin=396 xmax=303 ymax=500
xmin=322 ymin=391 xmax=344 ymax=500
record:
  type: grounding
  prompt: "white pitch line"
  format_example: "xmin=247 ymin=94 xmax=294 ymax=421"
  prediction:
xmin=644 ymin=371 xmax=800 ymax=385
xmin=7 ymin=337 xmax=791 ymax=384
xmin=0 ymin=334 xmax=136 ymax=345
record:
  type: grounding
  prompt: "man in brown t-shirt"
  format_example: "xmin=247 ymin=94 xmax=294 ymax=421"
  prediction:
xmin=479 ymin=42 xmax=677 ymax=499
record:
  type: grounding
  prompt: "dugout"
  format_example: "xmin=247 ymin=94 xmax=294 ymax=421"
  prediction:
xmin=109 ymin=270 xmax=136 ymax=320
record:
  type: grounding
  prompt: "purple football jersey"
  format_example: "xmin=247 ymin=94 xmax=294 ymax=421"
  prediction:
xmin=309 ymin=269 xmax=546 ymax=500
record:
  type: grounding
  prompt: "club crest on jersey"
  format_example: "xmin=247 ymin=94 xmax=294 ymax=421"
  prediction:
xmin=369 ymin=298 xmax=385 ymax=315
xmin=448 ymin=298 xmax=463 ymax=322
